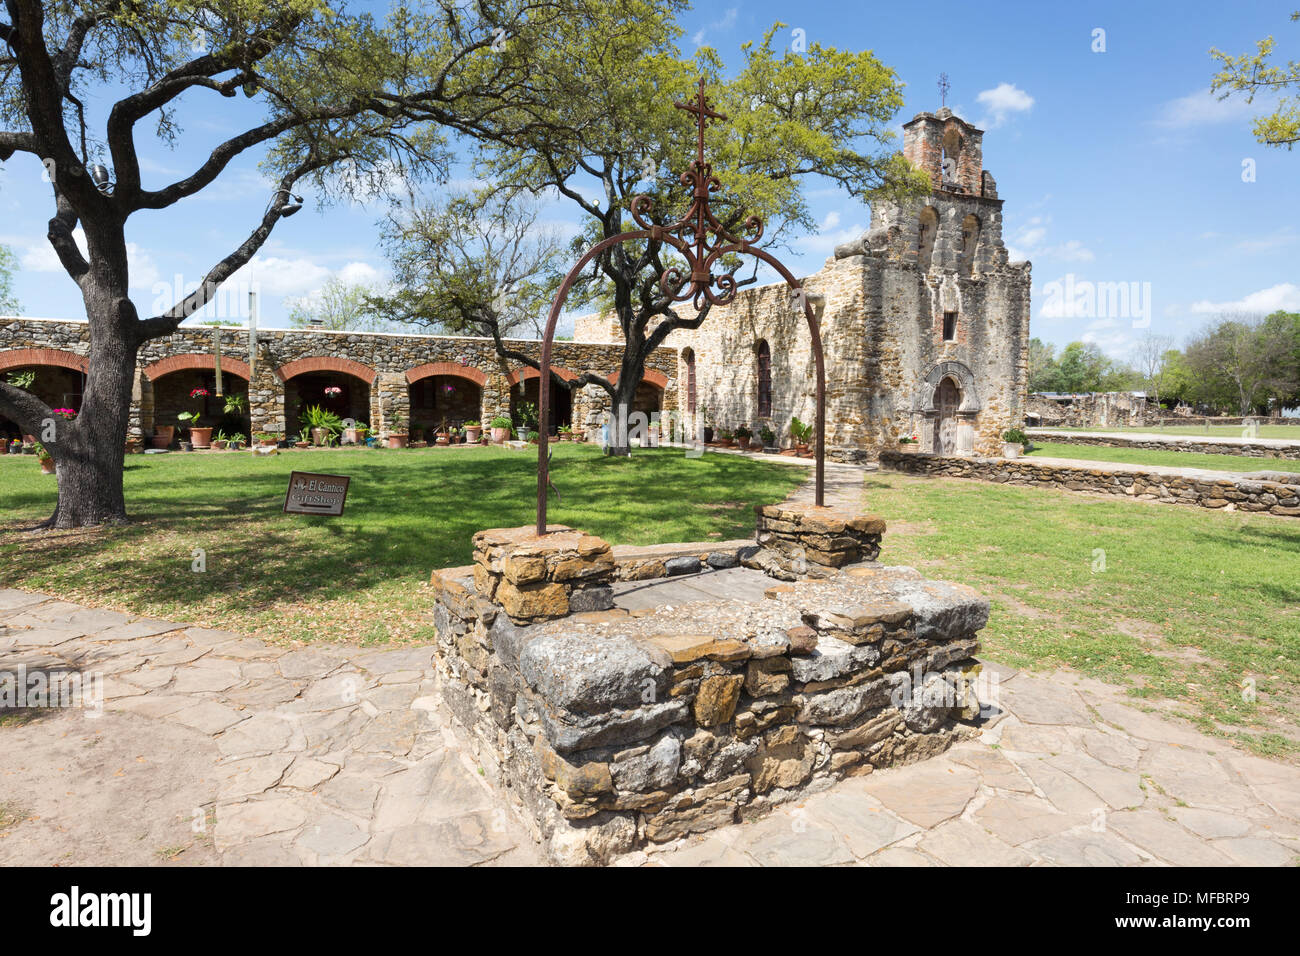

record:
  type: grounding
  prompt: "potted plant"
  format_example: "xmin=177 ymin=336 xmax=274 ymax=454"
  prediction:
xmin=733 ymin=424 xmax=752 ymax=450
xmin=387 ymin=413 xmax=410 ymax=448
xmin=227 ymin=433 xmax=245 ymax=451
xmin=716 ymin=427 xmax=734 ymax=447
xmin=35 ymin=442 xmax=55 ymax=474
xmin=790 ymin=417 xmax=813 ymax=456
xmin=151 ymin=425 xmax=174 ymax=449
xmin=464 ymin=420 xmax=482 ymax=443
xmin=490 ymin=415 xmax=512 ymax=444
xmin=294 ymin=429 xmax=311 ymax=449
xmin=898 ymin=434 xmax=921 ymax=454
xmin=343 ymin=420 xmax=366 ymax=444
xmin=435 ymin=417 xmax=451 ymax=446
xmin=300 ymin=404 xmax=342 ymax=447
xmin=255 ymin=432 xmax=279 ymax=447
xmin=557 ymin=424 xmax=573 ymax=442
xmin=212 ymin=429 xmax=230 ymax=450
xmin=178 ymin=387 xmax=214 ymax=448
xmin=1002 ymin=427 xmax=1030 ymax=458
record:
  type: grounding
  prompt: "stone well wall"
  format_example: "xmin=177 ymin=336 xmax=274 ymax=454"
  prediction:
xmin=881 ymin=451 xmax=1300 ymax=517
xmin=1025 ymin=429 xmax=1300 ymax=461
xmin=429 ymin=504 xmax=991 ymax=864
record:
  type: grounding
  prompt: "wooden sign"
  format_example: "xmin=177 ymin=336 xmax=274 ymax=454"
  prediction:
xmin=283 ymin=471 xmax=351 ymax=516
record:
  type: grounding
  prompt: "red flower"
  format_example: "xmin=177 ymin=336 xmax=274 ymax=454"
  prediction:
xmin=190 ymin=387 xmax=210 ymax=398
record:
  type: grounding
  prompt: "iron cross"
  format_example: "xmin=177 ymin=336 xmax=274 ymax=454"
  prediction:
xmin=938 ymin=72 xmax=950 ymax=108
xmin=675 ymin=76 xmax=727 ymax=166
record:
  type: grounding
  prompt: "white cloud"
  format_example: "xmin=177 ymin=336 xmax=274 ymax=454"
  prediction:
xmin=1154 ymin=88 xmax=1271 ymax=129
xmin=795 ymin=222 xmax=866 ymax=257
xmin=18 ymin=228 xmax=159 ymax=289
xmin=228 ymin=255 xmax=333 ymax=297
xmin=975 ymin=83 xmax=1034 ymax=128
xmin=692 ymin=7 xmax=738 ymax=46
xmin=1190 ymin=283 xmax=1300 ymax=315
xmin=1081 ymin=318 xmax=1135 ymax=359
xmin=822 ymin=210 xmax=841 ymax=230
xmin=1006 ymin=216 xmax=1093 ymax=263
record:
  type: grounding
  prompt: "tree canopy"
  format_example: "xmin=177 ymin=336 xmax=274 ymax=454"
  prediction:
xmin=1211 ymin=11 xmax=1300 ymax=149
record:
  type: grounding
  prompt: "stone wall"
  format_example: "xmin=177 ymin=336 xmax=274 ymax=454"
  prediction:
xmin=1026 ymin=392 xmax=1156 ymax=429
xmin=0 ymin=317 xmax=676 ymax=442
xmin=429 ymin=504 xmax=991 ymax=864
xmin=1026 ymin=429 xmax=1300 ymax=461
xmin=881 ymin=451 xmax=1300 ymax=517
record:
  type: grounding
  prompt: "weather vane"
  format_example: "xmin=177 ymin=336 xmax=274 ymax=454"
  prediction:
xmin=938 ymin=72 xmax=950 ymax=108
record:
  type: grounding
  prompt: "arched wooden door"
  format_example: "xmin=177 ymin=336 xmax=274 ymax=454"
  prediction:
xmin=934 ymin=377 xmax=960 ymax=455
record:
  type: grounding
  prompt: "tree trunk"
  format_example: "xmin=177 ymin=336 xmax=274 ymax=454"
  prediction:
xmin=605 ymin=379 xmax=643 ymax=457
xmin=42 ymin=298 xmax=137 ymax=528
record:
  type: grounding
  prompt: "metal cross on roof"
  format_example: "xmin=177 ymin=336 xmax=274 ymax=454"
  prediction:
xmin=938 ymin=72 xmax=950 ymax=108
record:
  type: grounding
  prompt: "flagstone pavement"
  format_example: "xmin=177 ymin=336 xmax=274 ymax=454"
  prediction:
xmin=3 ymin=585 xmax=1297 ymax=867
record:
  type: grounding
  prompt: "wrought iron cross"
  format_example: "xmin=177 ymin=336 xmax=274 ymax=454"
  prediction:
xmin=938 ymin=72 xmax=950 ymax=108
xmin=674 ymin=77 xmax=726 ymax=167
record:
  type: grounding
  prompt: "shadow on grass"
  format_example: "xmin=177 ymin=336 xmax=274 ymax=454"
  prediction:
xmin=0 ymin=446 xmax=806 ymax=615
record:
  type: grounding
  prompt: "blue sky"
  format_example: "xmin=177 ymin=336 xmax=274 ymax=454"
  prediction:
xmin=1 ymin=0 xmax=1296 ymax=360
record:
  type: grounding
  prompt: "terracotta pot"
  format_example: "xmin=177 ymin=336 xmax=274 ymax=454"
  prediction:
xmin=40 ymin=458 xmax=56 ymax=474
xmin=465 ymin=427 xmax=482 ymax=443
xmin=152 ymin=426 xmax=174 ymax=449
xmin=491 ymin=427 xmax=509 ymax=444
xmin=295 ymin=441 xmax=310 ymax=449
xmin=435 ymin=433 xmax=450 ymax=445
xmin=795 ymin=443 xmax=810 ymax=456
xmin=387 ymin=434 xmax=409 ymax=449
xmin=189 ymin=426 xmax=213 ymax=449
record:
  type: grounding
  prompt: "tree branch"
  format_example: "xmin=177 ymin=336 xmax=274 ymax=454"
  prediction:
xmin=135 ymin=158 xmax=331 ymax=342
xmin=0 ymin=380 xmax=52 ymax=437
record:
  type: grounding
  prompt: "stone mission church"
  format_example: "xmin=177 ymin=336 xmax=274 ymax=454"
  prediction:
xmin=575 ymin=106 xmax=1033 ymax=461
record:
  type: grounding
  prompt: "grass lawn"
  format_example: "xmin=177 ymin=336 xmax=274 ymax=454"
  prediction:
xmin=1026 ymin=441 xmax=1300 ymax=475
xmin=1036 ymin=424 xmax=1300 ymax=440
xmin=0 ymin=444 xmax=807 ymax=645
xmin=862 ymin=471 xmax=1300 ymax=760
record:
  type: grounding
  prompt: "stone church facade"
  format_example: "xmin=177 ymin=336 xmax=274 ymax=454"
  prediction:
xmin=576 ymin=107 xmax=1033 ymax=461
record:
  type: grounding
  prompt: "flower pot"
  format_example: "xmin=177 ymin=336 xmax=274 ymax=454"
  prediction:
xmin=491 ymin=427 xmax=509 ymax=444
xmin=899 ymin=443 xmax=920 ymax=454
xmin=343 ymin=428 xmax=361 ymax=444
xmin=40 ymin=458 xmax=55 ymax=474
xmin=466 ymin=427 xmax=482 ymax=443
xmin=180 ymin=441 xmax=193 ymax=452
xmin=189 ymin=426 xmax=213 ymax=449
xmin=1002 ymin=442 xmax=1024 ymax=459
xmin=795 ymin=443 xmax=809 ymax=456
xmin=387 ymin=434 xmax=409 ymax=449
xmin=435 ymin=433 xmax=450 ymax=446
xmin=151 ymin=426 xmax=174 ymax=449
xmin=703 ymin=426 xmax=714 ymax=444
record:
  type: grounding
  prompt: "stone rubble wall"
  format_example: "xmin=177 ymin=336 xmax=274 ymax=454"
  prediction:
xmin=881 ymin=451 xmax=1300 ymax=517
xmin=1026 ymin=429 xmax=1300 ymax=461
xmin=429 ymin=505 xmax=990 ymax=864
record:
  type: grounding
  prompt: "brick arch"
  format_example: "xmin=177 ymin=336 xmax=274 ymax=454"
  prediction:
xmin=275 ymin=356 xmax=377 ymax=385
xmin=608 ymin=368 xmax=669 ymax=389
xmin=143 ymin=353 xmax=250 ymax=382
xmin=406 ymin=361 xmax=487 ymax=387
xmin=0 ymin=347 xmax=88 ymax=374
xmin=507 ymin=366 xmax=578 ymax=387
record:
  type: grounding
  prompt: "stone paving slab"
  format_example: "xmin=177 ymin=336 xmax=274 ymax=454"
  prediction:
xmin=3 ymin=462 xmax=1299 ymax=867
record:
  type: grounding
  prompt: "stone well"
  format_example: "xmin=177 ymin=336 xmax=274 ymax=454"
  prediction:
xmin=430 ymin=503 xmax=991 ymax=865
